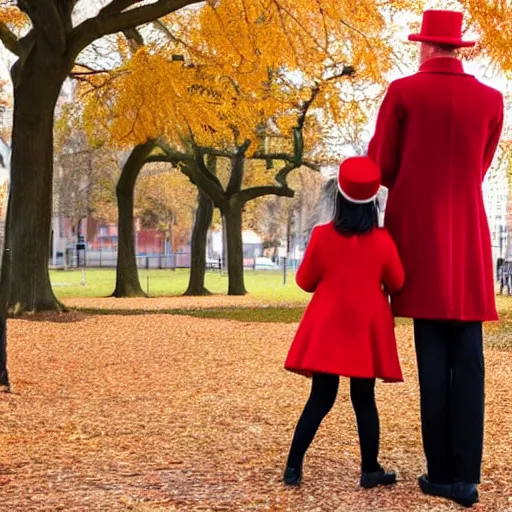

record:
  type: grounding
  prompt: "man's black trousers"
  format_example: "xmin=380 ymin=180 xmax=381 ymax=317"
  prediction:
xmin=414 ymin=319 xmax=484 ymax=484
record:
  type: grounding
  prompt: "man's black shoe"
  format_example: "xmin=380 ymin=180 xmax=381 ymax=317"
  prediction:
xmin=451 ymin=481 xmax=479 ymax=508
xmin=419 ymin=475 xmax=479 ymax=508
xmin=418 ymin=474 xmax=452 ymax=498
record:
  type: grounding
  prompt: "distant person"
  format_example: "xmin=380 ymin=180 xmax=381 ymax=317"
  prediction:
xmin=500 ymin=262 xmax=511 ymax=295
xmin=368 ymin=9 xmax=504 ymax=508
xmin=283 ymin=157 xmax=404 ymax=489
xmin=496 ymin=257 xmax=504 ymax=282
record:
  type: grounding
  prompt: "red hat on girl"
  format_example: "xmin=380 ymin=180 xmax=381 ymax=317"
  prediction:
xmin=338 ymin=157 xmax=381 ymax=204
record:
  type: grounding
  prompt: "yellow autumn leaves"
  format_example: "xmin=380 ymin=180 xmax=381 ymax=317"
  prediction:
xmin=82 ymin=0 xmax=412 ymax=160
xmin=463 ymin=0 xmax=512 ymax=75
xmin=0 ymin=6 xmax=26 ymax=28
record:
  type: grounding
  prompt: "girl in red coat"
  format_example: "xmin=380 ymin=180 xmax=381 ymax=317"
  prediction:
xmin=283 ymin=157 xmax=405 ymax=488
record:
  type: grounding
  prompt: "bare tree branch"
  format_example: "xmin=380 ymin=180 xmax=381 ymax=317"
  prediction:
xmin=239 ymin=185 xmax=294 ymax=204
xmin=190 ymin=143 xmax=226 ymax=191
xmin=99 ymin=0 xmax=142 ymax=17
xmin=255 ymin=154 xmax=321 ymax=171
xmin=274 ymin=65 xmax=355 ymax=185
xmin=148 ymin=141 xmax=226 ymax=206
xmin=225 ymin=151 xmax=244 ymax=196
xmin=73 ymin=62 xmax=112 ymax=74
xmin=69 ymin=0 xmax=202 ymax=60
xmin=0 ymin=22 xmax=22 ymax=57
xmin=123 ymin=27 xmax=144 ymax=53
xmin=197 ymin=148 xmax=321 ymax=171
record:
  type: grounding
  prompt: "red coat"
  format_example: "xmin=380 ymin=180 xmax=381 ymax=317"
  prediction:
xmin=285 ymin=223 xmax=404 ymax=382
xmin=368 ymin=57 xmax=504 ymax=321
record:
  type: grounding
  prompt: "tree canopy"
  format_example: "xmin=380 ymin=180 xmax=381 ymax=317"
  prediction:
xmin=83 ymin=0 xmax=412 ymax=163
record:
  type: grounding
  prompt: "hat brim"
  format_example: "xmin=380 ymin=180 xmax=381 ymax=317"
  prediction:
xmin=337 ymin=183 xmax=377 ymax=204
xmin=408 ymin=34 xmax=476 ymax=48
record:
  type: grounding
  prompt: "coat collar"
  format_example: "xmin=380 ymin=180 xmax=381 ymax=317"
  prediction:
xmin=418 ymin=57 xmax=471 ymax=76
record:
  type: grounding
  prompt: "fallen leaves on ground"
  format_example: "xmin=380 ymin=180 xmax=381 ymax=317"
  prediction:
xmin=65 ymin=295 xmax=296 ymax=311
xmin=0 ymin=297 xmax=510 ymax=511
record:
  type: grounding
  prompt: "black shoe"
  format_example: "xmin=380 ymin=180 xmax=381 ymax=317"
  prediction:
xmin=418 ymin=474 xmax=452 ymax=499
xmin=418 ymin=475 xmax=479 ymax=508
xmin=283 ymin=466 xmax=302 ymax=486
xmin=451 ymin=481 xmax=479 ymax=508
xmin=360 ymin=468 xmax=397 ymax=489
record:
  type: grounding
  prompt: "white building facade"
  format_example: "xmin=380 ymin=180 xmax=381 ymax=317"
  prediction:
xmin=484 ymin=166 xmax=510 ymax=265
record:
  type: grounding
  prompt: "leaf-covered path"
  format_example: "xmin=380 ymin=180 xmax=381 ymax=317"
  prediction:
xmin=0 ymin=298 xmax=510 ymax=511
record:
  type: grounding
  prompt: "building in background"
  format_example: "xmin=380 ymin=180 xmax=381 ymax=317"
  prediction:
xmin=208 ymin=229 xmax=263 ymax=267
xmin=484 ymin=166 xmax=510 ymax=266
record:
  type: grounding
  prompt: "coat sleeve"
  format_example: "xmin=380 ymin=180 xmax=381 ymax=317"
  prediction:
xmin=483 ymin=93 xmax=504 ymax=178
xmin=367 ymin=82 xmax=404 ymax=189
xmin=382 ymin=231 xmax=405 ymax=295
xmin=296 ymin=227 xmax=322 ymax=293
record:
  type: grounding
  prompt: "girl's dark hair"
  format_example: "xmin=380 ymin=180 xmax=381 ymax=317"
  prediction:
xmin=334 ymin=192 xmax=379 ymax=235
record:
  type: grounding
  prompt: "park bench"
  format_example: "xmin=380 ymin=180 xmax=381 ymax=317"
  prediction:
xmin=206 ymin=258 xmax=222 ymax=272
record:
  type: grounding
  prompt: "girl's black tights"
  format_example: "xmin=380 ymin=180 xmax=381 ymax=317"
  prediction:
xmin=286 ymin=373 xmax=381 ymax=473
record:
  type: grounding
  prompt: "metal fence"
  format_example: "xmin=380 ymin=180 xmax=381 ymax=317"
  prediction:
xmin=52 ymin=250 xmax=301 ymax=272
xmin=54 ymin=250 xmax=190 ymax=270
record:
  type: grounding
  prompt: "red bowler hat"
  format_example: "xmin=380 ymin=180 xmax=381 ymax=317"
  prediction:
xmin=408 ymin=10 xmax=476 ymax=48
xmin=338 ymin=157 xmax=380 ymax=204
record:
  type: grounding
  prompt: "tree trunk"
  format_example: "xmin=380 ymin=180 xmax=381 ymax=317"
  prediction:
xmin=169 ymin=222 xmax=173 ymax=255
xmin=112 ymin=141 xmax=155 ymax=298
xmin=184 ymin=189 xmax=214 ymax=296
xmin=0 ymin=50 xmax=68 ymax=314
xmin=0 ymin=258 xmax=8 ymax=389
xmin=221 ymin=216 xmax=228 ymax=270
xmin=223 ymin=201 xmax=247 ymax=296
xmin=0 ymin=213 xmax=11 ymax=389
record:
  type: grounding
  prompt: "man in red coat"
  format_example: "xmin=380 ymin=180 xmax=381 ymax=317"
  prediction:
xmin=368 ymin=9 xmax=504 ymax=508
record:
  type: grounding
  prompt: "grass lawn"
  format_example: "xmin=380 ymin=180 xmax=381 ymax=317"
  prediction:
xmin=50 ymin=268 xmax=309 ymax=303
xmin=53 ymin=269 xmax=512 ymax=350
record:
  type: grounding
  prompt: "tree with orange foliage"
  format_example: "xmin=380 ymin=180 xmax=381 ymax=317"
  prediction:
xmin=54 ymin=104 xmax=122 ymax=235
xmin=461 ymin=0 xmax=512 ymax=74
xmin=137 ymin=169 xmax=196 ymax=248
xmin=85 ymin=0 xmax=412 ymax=295
xmin=0 ymin=0 xmax=203 ymax=314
